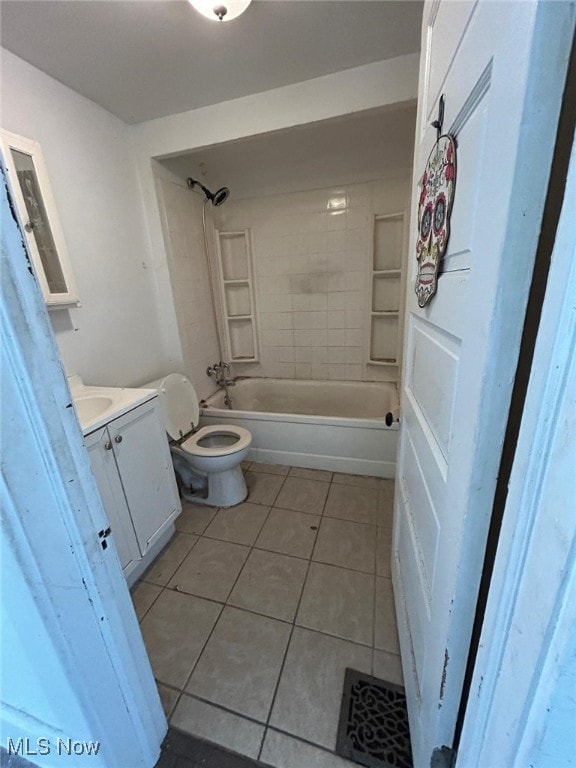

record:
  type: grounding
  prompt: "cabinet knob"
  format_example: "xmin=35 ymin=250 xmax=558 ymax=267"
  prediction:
xmin=114 ymin=435 xmax=123 ymax=444
xmin=104 ymin=441 xmax=112 ymax=451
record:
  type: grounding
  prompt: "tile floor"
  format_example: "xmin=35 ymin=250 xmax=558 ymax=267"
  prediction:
xmin=133 ymin=462 xmax=403 ymax=768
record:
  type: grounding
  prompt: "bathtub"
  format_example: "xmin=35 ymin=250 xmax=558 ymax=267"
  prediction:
xmin=200 ymin=378 xmax=399 ymax=478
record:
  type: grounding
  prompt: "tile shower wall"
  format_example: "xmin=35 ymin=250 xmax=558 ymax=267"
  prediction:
xmin=218 ymin=176 xmax=410 ymax=382
xmin=156 ymin=176 xmax=220 ymax=400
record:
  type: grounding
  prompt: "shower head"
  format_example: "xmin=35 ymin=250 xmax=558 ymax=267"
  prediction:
xmin=187 ymin=177 xmax=230 ymax=206
xmin=212 ymin=187 xmax=230 ymax=206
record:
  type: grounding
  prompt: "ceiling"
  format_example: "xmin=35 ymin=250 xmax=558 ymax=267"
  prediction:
xmin=160 ymin=103 xmax=417 ymax=198
xmin=0 ymin=0 xmax=423 ymax=124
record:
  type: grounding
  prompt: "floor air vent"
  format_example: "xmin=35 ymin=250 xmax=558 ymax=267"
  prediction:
xmin=336 ymin=668 xmax=413 ymax=768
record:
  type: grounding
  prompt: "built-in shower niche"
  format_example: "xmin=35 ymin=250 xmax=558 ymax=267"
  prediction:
xmin=367 ymin=213 xmax=405 ymax=366
xmin=215 ymin=229 xmax=259 ymax=362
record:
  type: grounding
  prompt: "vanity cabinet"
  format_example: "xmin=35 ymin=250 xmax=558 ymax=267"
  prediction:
xmin=85 ymin=397 xmax=180 ymax=584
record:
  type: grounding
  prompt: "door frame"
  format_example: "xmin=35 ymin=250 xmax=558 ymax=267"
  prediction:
xmin=454 ymin=27 xmax=576 ymax=759
xmin=1 ymin=160 xmax=166 ymax=766
xmin=457 ymin=105 xmax=576 ymax=768
xmin=394 ymin=0 xmax=576 ymax=763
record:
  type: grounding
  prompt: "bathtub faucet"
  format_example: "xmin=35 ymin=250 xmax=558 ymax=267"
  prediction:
xmin=206 ymin=361 xmax=234 ymax=409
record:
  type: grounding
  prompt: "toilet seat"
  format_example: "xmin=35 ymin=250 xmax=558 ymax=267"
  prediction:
xmin=181 ymin=425 xmax=252 ymax=457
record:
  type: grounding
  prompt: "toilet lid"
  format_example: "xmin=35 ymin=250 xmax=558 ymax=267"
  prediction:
xmin=157 ymin=374 xmax=200 ymax=440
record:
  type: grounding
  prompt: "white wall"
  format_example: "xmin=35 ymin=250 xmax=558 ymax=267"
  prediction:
xmin=0 ymin=49 xmax=173 ymax=387
xmin=132 ymin=55 xmax=419 ymax=368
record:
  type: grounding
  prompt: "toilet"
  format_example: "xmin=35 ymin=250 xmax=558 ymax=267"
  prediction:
xmin=146 ymin=374 xmax=252 ymax=507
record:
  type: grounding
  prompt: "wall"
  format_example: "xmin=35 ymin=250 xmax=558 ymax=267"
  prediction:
xmin=132 ymin=55 xmax=419 ymax=368
xmin=154 ymin=170 xmax=220 ymax=400
xmin=0 ymin=49 xmax=174 ymax=387
xmin=217 ymin=175 xmax=411 ymax=382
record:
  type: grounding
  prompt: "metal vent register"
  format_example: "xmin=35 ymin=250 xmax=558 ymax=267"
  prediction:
xmin=336 ymin=669 xmax=413 ymax=768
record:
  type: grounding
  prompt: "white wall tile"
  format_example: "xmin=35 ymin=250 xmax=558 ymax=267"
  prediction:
xmin=346 ymin=365 xmax=363 ymax=380
xmin=310 ymin=329 xmax=328 ymax=347
xmin=311 ymin=363 xmax=329 ymax=380
xmin=327 ymin=329 xmax=346 ymax=347
xmin=346 ymin=310 xmax=364 ymax=329
xmin=294 ymin=329 xmax=312 ymax=347
xmin=261 ymin=346 xmax=279 ymax=362
xmin=261 ymin=312 xmax=293 ymax=330
xmin=327 ymin=311 xmax=346 ymax=329
xmin=312 ymin=346 xmax=328 ymax=364
xmin=345 ymin=271 xmax=366 ymax=291
xmin=278 ymin=347 xmax=296 ymax=363
xmin=258 ymin=294 xmax=293 ymax=313
xmin=277 ymin=362 xmax=296 ymax=378
xmin=295 ymin=364 xmax=312 ymax=379
xmin=293 ymin=311 xmax=311 ymax=330
xmin=328 ymin=292 xmax=347 ymax=310
xmin=292 ymin=294 xmax=312 ymax=311
xmin=345 ymin=329 xmax=364 ymax=347
xmin=346 ymin=347 xmax=363 ymax=364
xmin=310 ymin=311 xmax=327 ymax=329
xmin=346 ymin=291 xmax=365 ymax=310
xmin=326 ymin=211 xmax=347 ymax=231
xmin=328 ymin=364 xmax=347 ymax=380
xmin=220 ymin=178 xmax=406 ymax=383
xmin=295 ymin=347 xmax=313 ymax=363
xmin=328 ymin=347 xmax=346 ymax=364
xmin=310 ymin=293 xmax=328 ymax=311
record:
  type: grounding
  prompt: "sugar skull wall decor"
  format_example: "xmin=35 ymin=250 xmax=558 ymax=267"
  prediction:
xmin=415 ymin=134 xmax=457 ymax=307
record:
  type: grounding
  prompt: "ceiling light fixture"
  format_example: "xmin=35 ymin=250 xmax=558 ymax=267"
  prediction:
xmin=187 ymin=0 xmax=252 ymax=22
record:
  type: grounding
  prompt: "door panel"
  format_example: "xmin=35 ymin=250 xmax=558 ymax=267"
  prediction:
xmin=393 ymin=1 xmax=570 ymax=764
xmin=423 ymin=1 xmax=479 ymax=126
xmin=407 ymin=319 xmax=460 ymax=457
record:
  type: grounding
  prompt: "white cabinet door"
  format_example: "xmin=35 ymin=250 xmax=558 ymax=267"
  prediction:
xmin=85 ymin=426 xmax=140 ymax=572
xmin=108 ymin=399 xmax=179 ymax=556
xmin=393 ymin=1 xmax=573 ymax=765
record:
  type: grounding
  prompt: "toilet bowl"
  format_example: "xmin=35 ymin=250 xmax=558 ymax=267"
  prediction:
xmin=145 ymin=374 xmax=252 ymax=507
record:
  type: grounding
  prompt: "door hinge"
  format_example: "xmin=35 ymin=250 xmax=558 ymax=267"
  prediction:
xmin=98 ymin=526 xmax=111 ymax=550
xmin=431 ymin=746 xmax=456 ymax=768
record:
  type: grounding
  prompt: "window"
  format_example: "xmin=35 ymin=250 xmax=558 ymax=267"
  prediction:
xmin=1 ymin=130 xmax=79 ymax=307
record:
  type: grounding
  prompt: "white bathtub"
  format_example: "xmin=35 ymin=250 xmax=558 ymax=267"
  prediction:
xmin=200 ymin=378 xmax=399 ymax=478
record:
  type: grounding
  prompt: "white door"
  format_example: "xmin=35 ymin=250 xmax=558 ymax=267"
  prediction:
xmin=392 ymin=2 xmax=574 ymax=766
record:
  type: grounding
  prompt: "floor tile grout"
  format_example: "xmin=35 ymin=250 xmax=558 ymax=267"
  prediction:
xmin=133 ymin=463 xmax=400 ymax=762
xmin=256 ymin=476 xmax=331 ymax=761
xmin=171 ymin=471 xmax=292 ymax=722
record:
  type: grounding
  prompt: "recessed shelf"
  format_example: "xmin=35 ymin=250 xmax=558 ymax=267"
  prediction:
xmin=220 ymin=233 xmax=249 ymax=281
xmin=367 ymin=213 xmax=404 ymax=367
xmin=373 ymin=273 xmax=401 ymax=312
xmin=373 ymin=269 xmax=401 ymax=277
xmin=228 ymin=317 xmax=255 ymax=360
xmin=370 ymin=314 xmax=399 ymax=362
xmin=215 ymin=229 xmax=259 ymax=363
xmin=224 ymin=283 xmax=251 ymax=317
xmin=367 ymin=359 xmax=398 ymax=367
xmin=374 ymin=214 xmax=404 ymax=271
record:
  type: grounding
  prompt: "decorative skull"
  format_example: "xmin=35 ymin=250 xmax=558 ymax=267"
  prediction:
xmin=415 ymin=135 xmax=457 ymax=307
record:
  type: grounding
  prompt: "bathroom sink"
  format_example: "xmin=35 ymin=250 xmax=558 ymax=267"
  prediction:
xmin=68 ymin=375 xmax=157 ymax=435
xmin=74 ymin=395 xmax=115 ymax=423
